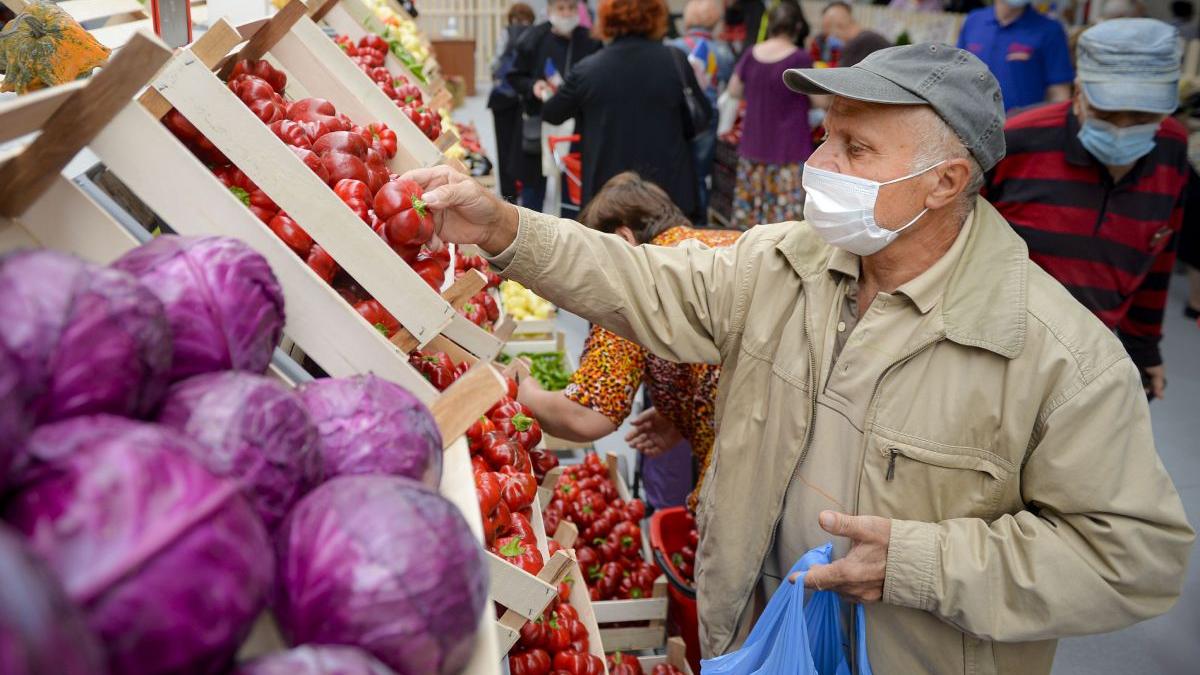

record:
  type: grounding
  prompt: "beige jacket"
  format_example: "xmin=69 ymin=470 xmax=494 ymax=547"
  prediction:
xmin=494 ymin=199 xmax=1194 ymax=674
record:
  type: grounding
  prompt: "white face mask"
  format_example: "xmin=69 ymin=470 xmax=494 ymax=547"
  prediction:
xmin=801 ymin=160 xmax=945 ymax=256
xmin=549 ymin=13 xmax=580 ymax=35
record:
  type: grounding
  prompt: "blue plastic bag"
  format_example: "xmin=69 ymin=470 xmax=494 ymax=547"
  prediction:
xmin=700 ymin=543 xmax=874 ymax=675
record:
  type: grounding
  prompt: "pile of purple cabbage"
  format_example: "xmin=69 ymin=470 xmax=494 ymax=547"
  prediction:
xmin=0 ymin=238 xmax=486 ymax=675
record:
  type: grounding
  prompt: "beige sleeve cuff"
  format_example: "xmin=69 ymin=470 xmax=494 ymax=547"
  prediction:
xmin=883 ymin=518 xmax=939 ymax=612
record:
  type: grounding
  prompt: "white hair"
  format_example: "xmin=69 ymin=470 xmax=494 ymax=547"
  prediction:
xmin=910 ymin=108 xmax=983 ymax=217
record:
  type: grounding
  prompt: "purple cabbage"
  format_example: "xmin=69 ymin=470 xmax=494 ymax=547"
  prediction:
xmin=111 ymin=235 xmax=285 ymax=382
xmin=0 ymin=344 xmax=31 ymax=479
xmin=298 ymin=375 xmax=442 ymax=487
xmin=234 ymin=646 xmax=397 ymax=675
xmin=0 ymin=249 xmax=171 ymax=425
xmin=0 ymin=524 xmax=107 ymax=675
xmin=156 ymin=371 xmax=322 ymax=530
xmin=5 ymin=416 xmax=274 ymax=675
xmin=273 ymin=475 xmax=487 ymax=675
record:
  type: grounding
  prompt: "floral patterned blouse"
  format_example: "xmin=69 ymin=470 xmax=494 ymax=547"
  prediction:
xmin=563 ymin=225 xmax=742 ymax=506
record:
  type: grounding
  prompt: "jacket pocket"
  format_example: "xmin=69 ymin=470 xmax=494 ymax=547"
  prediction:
xmin=862 ymin=432 xmax=1014 ymax=523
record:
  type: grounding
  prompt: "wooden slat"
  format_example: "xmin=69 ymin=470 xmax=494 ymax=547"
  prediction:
xmin=599 ymin=625 xmax=668 ymax=653
xmin=2 ymin=174 xmax=141 ymax=262
xmin=429 ymin=363 xmax=507 ymax=447
xmin=496 ymin=551 xmax=575 ymax=652
xmin=218 ymin=0 xmax=308 ymax=80
xmin=0 ymin=32 xmax=171 ymax=218
xmin=389 ymin=272 xmax=485 ymax=353
xmin=0 ymin=81 xmax=88 ymax=145
xmin=487 ymin=552 xmax=559 ymax=621
xmin=593 ymin=595 xmax=669 ymax=624
xmin=140 ymin=18 xmax=244 ymax=120
xmin=308 ymin=0 xmax=340 ymax=21
xmin=553 ymin=520 xmax=578 ymax=548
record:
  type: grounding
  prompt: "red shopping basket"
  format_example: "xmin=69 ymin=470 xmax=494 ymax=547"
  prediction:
xmin=548 ymin=134 xmax=582 ymax=206
xmin=650 ymin=506 xmax=701 ymax=674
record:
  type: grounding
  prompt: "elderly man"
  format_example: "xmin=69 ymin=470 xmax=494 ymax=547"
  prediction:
xmin=986 ymin=19 xmax=1188 ymax=401
xmin=409 ymin=45 xmax=1193 ymax=674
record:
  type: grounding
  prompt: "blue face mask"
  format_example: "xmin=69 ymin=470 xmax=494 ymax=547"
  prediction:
xmin=1077 ymin=117 xmax=1159 ymax=167
xmin=827 ymin=35 xmax=844 ymax=49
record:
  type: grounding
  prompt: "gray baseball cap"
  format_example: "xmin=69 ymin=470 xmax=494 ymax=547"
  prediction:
xmin=1076 ymin=18 xmax=1182 ymax=114
xmin=784 ymin=43 xmax=1006 ymax=171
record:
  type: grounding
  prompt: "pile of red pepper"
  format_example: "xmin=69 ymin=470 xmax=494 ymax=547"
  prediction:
xmin=510 ymin=583 xmax=604 ymax=675
xmin=607 ymin=653 xmax=685 ymax=675
xmin=667 ymin=514 xmax=698 ymax=586
xmin=161 ymin=58 xmax=451 ymax=340
xmin=545 ymin=454 xmax=657 ymax=602
xmin=333 ymin=33 xmax=442 ymax=141
xmin=462 ymin=289 xmax=499 ymax=329
xmin=455 ymin=249 xmax=502 ymax=289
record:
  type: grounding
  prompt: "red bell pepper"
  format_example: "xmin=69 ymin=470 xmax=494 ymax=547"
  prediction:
xmin=267 ymin=212 xmax=314 ymax=257
xmin=493 ymin=535 xmax=543 ymax=576
xmin=373 ymin=178 xmax=434 ymax=255
xmin=568 ymin=490 xmax=606 ymax=530
xmin=229 ymin=75 xmax=285 ymax=124
xmin=358 ymin=33 xmax=389 ymax=53
xmin=607 ymin=652 xmax=643 ymax=675
xmin=331 ymin=178 xmax=372 ymax=223
xmin=287 ymin=98 xmax=349 ymax=134
xmin=269 ymin=119 xmax=312 ymax=149
xmin=500 ymin=468 xmax=538 ymax=512
xmin=229 ymin=59 xmax=287 ymax=94
xmin=411 ymin=255 xmax=445 ymax=291
xmin=552 ymin=651 xmax=604 ymax=675
xmin=530 ymin=449 xmax=559 ymax=481
xmin=287 ymin=146 xmax=330 ymax=183
xmin=410 ymin=351 xmax=455 ymax=390
xmin=362 ymin=121 xmax=398 ymax=159
xmin=306 ymin=245 xmax=338 ymax=283
xmin=461 ymin=301 xmax=488 ymax=327
xmin=651 ymin=665 xmax=686 ymax=675
xmin=313 ymin=130 xmax=369 ymax=159
xmin=467 ymin=416 xmax=498 ymax=450
xmin=490 ymin=400 xmax=543 ymax=451
xmin=162 ymin=108 xmax=227 ymax=165
xmin=542 ymin=614 xmax=571 ymax=653
xmin=353 ymin=299 xmax=400 ymax=337
xmin=608 ymin=521 xmax=642 ymax=560
xmin=509 ymin=649 xmax=552 ymax=675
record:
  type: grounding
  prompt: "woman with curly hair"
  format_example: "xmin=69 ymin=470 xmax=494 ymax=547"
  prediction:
xmin=542 ymin=0 xmax=712 ymax=220
xmin=517 ymin=172 xmax=741 ymax=508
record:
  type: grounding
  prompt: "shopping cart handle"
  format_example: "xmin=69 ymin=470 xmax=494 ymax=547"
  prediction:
xmin=547 ymin=134 xmax=581 ymax=150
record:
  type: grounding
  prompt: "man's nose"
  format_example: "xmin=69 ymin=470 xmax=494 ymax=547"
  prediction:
xmin=806 ymin=143 xmax=839 ymax=173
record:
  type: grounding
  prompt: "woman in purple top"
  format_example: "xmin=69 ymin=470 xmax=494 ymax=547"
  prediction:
xmin=725 ymin=2 xmax=817 ymax=227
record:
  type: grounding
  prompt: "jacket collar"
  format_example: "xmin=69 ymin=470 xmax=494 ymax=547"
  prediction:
xmin=774 ymin=197 xmax=1028 ymax=358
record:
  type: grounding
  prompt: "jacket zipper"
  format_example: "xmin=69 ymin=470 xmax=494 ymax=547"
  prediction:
xmin=725 ymin=285 xmax=820 ymax=655
xmin=848 ymin=333 xmax=942 ymax=674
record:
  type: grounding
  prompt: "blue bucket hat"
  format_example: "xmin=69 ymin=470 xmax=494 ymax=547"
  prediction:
xmin=1076 ymin=18 xmax=1183 ymax=114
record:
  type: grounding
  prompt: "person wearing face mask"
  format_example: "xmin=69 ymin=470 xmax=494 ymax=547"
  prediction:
xmin=400 ymin=42 xmax=1192 ymax=674
xmin=505 ymin=0 xmax=601 ymax=212
xmin=985 ymin=18 xmax=1187 ymax=402
xmin=957 ymin=0 xmax=1074 ymax=112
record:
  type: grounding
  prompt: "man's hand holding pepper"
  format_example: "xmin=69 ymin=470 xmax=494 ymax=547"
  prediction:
xmin=404 ymin=165 xmax=521 ymax=256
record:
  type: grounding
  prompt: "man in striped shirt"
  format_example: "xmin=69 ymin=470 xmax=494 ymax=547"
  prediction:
xmin=985 ymin=18 xmax=1187 ymax=400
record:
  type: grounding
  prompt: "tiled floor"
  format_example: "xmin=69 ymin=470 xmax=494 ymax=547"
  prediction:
xmin=457 ymin=93 xmax=1200 ymax=674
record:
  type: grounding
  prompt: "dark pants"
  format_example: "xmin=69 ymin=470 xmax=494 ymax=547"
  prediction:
xmin=520 ymin=179 xmax=546 ymax=212
xmin=491 ymin=105 xmax=522 ymax=202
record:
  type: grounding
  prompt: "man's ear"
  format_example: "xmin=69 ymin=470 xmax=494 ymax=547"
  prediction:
xmin=615 ymin=225 xmax=639 ymax=245
xmin=924 ymin=158 xmax=972 ymax=211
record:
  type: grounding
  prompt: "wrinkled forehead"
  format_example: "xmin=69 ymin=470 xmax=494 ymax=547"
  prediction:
xmin=824 ymin=97 xmax=932 ymax=133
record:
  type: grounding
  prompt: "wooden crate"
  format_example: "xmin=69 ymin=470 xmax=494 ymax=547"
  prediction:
xmin=638 ymin=637 xmax=696 ymax=675
xmin=539 ymin=454 xmax=669 ymax=653
xmin=309 ymin=0 xmax=451 ymax=109
xmin=0 ymin=33 xmax=508 ymax=675
xmin=136 ymin=4 xmax=502 ymax=361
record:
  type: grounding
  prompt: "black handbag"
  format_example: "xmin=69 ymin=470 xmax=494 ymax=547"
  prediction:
xmin=671 ymin=47 xmax=712 ymax=141
xmin=521 ymin=113 xmax=542 ymax=154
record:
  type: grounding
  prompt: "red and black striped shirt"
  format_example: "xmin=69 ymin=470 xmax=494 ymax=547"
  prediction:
xmin=985 ymin=101 xmax=1187 ymax=368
